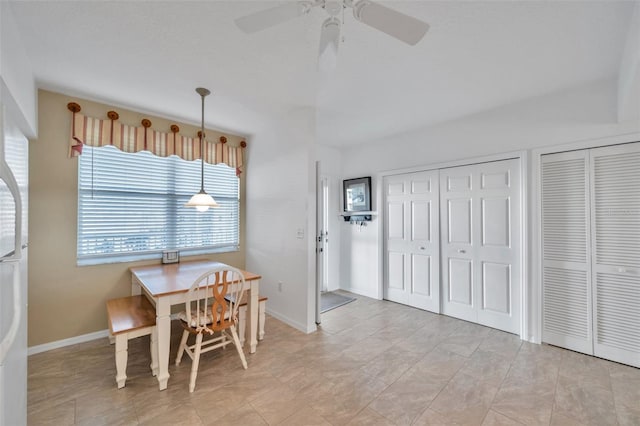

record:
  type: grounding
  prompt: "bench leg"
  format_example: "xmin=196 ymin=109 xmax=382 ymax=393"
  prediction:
xmin=115 ymin=334 xmax=128 ymax=389
xmin=150 ymin=327 xmax=158 ymax=376
xmin=258 ymin=301 xmax=266 ymax=341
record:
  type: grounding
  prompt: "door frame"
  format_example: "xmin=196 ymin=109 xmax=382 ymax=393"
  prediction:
xmin=315 ymin=162 xmax=323 ymax=325
xmin=532 ymin=132 xmax=640 ymax=344
xmin=377 ymin=150 xmax=529 ymax=341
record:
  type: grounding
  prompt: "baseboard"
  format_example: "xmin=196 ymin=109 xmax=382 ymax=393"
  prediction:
xmin=341 ymin=285 xmax=379 ymax=300
xmin=28 ymin=329 xmax=110 ymax=356
xmin=27 ymin=314 xmax=186 ymax=356
xmin=265 ymin=309 xmax=316 ymax=334
xmin=27 ymin=311 xmax=315 ymax=356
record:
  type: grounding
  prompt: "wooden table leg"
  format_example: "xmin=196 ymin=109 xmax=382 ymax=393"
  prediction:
xmin=155 ymin=298 xmax=171 ymax=390
xmin=247 ymin=279 xmax=259 ymax=354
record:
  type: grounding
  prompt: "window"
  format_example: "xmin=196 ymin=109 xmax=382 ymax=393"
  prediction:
xmin=77 ymin=145 xmax=239 ymax=265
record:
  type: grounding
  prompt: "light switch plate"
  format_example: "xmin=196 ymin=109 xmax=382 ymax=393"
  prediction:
xmin=162 ymin=250 xmax=180 ymax=264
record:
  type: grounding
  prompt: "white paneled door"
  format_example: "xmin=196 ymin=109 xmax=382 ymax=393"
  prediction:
xmin=440 ymin=159 xmax=521 ymax=334
xmin=384 ymin=170 xmax=440 ymax=312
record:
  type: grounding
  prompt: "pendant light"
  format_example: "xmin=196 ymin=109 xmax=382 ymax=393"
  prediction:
xmin=185 ymin=87 xmax=219 ymax=212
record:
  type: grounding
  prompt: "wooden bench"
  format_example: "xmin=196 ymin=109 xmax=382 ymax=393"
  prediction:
xmin=106 ymin=295 xmax=157 ymax=389
xmin=225 ymin=294 xmax=268 ymax=346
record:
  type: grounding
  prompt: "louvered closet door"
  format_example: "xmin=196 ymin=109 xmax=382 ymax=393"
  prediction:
xmin=384 ymin=171 xmax=440 ymax=312
xmin=590 ymin=143 xmax=640 ymax=367
xmin=541 ymin=150 xmax=593 ymax=354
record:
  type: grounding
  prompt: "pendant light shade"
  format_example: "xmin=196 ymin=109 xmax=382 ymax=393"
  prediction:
xmin=185 ymin=190 xmax=218 ymax=212
xmin=185 ymin=87 xmax=219 ymax=212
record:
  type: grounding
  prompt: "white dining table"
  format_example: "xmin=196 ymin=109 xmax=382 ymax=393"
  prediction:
xmin=130 ymin=260 xmax=261 ymax=390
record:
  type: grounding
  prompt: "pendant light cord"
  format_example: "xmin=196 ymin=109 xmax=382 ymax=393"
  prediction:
xmin=200 ymin=91 xmax=205 ymax=193
xmin=91 ymin=144 xmax=95 ymax=199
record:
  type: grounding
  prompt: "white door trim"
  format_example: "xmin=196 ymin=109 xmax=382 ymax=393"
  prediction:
xmin=376 ymin=150 xmax=529 ymax=341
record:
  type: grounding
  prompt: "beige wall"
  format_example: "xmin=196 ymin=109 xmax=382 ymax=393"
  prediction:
xmin=28 ymin=90 xmax=246 ymax=347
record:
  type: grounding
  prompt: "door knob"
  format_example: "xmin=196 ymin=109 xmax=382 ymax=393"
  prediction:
xmin=419 ymin=246 xmax=426 ymax=250
xmin=458 ymin=249 xmax=466 ymax=254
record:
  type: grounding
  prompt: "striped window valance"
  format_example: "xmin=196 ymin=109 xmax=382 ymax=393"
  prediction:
xmin=68 ymin=103 xmax=246 ymax=176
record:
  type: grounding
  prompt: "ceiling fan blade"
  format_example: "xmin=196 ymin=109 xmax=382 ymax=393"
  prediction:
xmin=318 ymin=17 xmax=341 ymax=72
xmin=352 ymin=0 xmax=429 ymax=46
xmin=235 ymin=2 xmax=312 ymax=34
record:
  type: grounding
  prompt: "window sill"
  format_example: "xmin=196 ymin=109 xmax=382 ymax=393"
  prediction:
xmin=77 ymin=245 xmax=240 ymax=267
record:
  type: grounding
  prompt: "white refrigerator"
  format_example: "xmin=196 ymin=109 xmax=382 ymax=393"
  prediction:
xmin=0 ymin=107 xmax=28 ymax=426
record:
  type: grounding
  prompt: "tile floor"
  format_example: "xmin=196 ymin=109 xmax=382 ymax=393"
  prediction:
xmin=28 ymin=292 xmax=640 ymax=425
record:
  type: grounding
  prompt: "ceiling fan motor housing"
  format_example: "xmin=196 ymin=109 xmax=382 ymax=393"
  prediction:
xmin=324 ymin=1 xmax=343 ymax=16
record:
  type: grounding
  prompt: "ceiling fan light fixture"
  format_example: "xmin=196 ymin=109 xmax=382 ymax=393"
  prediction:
xmin=185 ymin=87 xmax=219 ymax=212
xmin=318 ymin=16 xmax=341 ymax=71
xmin=323 ymin=1 xmax=343 ymax=16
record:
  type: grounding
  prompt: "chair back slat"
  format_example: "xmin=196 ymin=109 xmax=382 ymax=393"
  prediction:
xmin=184 ymin=266 xmax=247 ymax=333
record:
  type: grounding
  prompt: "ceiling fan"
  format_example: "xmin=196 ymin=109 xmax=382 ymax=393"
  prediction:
xmin=235 ymin=1 xmax=429 ymax=69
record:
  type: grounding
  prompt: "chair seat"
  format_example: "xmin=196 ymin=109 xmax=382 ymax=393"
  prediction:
xmin=178 ymin=309 xmax=233 ymax=328
xmin=177 ymin=309 xmax=213 ymax=327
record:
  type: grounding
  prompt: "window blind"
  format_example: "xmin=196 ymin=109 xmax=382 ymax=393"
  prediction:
xmin=78 ymin=145 xmax=239 ymax=264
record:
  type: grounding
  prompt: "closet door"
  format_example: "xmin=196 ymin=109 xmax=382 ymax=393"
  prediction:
xmin=384 ymin=171 xmax=440 ymax=312
xmin=440 ymin=165 xmax=476 ymax=322
xmin=541 ymin=150 xmax=593 ymax=354
xmin=476 ymin=160 xmax=520 ymax=333
xmin=440 ymin=159 xmax=521 ymax=333
xmin=590 ymin=143 xmax=640 ymax=367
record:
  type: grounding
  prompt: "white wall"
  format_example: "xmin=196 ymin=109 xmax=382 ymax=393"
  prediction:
xmin=245 ymin=107 xmax=317 ymax=333
xmin=617 ymin=2 xmax=640 ymax=123
xmin=336 ymin=78 xmax=640 ymax=341
xmin=339 ymin=212 xmax=379 ymax=299
xmin=0 ymin=2 xmax=36 ymax=138
xmin=338 ymin=172 xmax=380 ymax=299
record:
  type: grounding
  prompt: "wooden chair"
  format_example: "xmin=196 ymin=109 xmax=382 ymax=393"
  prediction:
xmin=225 ymin=294 xmax=268 ymax=346
xmin=106 ymin=295 xmax=158 ymax=389
xmin=175 ymin=266 xmax=248 ymax=392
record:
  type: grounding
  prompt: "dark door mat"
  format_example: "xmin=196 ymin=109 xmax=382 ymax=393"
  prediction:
xmin=321 ymin=292 xmax=356 ymax=313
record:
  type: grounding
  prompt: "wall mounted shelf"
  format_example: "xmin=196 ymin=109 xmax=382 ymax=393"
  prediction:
xmin=339 ymin=211 xmax=377 ymax=222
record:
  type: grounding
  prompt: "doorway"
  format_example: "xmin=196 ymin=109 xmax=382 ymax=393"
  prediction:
xmin=315 ymin=166 xmax=355 ymax=323
xmin=315 ymin=164 xmax=330 ymax=324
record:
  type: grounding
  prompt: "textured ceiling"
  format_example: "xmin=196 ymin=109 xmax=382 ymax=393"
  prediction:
xmin=9 ymin=1 xmax=636 ymax=146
